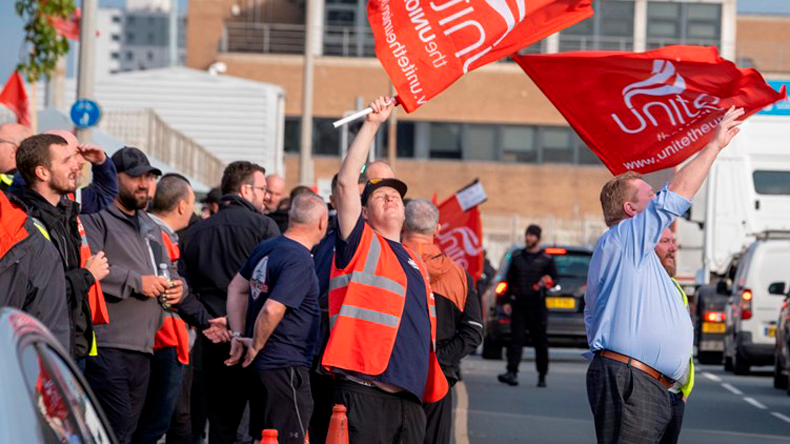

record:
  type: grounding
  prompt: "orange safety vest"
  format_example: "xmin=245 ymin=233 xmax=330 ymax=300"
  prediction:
xmin=153 ymin=231 xmax=190 ymax=365
xmin=322 ymin=222 xmax=449 ymax=403
xmin=0 ymin=192 xmax=31 ymax=257
xmin=68 ymin=193 xmax=110 ymax=326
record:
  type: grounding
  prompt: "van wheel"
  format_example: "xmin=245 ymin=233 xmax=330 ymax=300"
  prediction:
xmin=724 ymin=355 xmax=733 ymax=372
xmin=774 ymin=358 xmax=788 ymax=389
xmin=482 ymin=336 xmax=502 ymax=360
xmin=733 ymin=351 xmax=750 ymax=375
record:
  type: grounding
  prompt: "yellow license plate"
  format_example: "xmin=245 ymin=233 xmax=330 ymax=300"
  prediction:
xmin=702 ymin=322 xmax=725 ymax=333
xmin=546 ymin=297 xmax=575 ymax=309
xmin=767 ymin=327 xmax=777 ymax=338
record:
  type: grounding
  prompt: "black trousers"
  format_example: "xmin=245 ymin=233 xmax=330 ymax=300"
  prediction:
xmin=85 ymin=348 xmax=152 ymax=444
xmin=189 ymin=335 xmax=207 ymax=442
xmin=506 ymin=305 xmax=549 ymax=375
xmin=201 ymin=335 xmax=249 ymax=444
xmin=249 ymin=366 xmax=313 ymax=444
xmin=658 ymin=392 xmax=685 ymax=444
xmin=586 ymin=355 xmax=674 ymax=444
xmin=307 ymin=367 xmax=336 ymax=444
xmin=166 ymin=353 xmax=193 ymax=444
xmin=423 ymin=387 xmax=453 ymax=444
xmin=334 ymin=380 xmax=426 ymax=444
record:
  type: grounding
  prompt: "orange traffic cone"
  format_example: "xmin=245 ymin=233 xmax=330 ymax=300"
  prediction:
xmin=326 ymin=405 xmax=349 ymax=444
xmin=262 ymin=429 xmax=278 ymax=444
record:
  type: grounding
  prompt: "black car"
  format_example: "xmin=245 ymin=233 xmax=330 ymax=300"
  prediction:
xmin=771 ymin=281 xmax=790 ymax=393
xmin=694 ymin=283 xmax=728 ymax=365
xmin=481 ymin=245 xmax=592 ymax=359
xmin=0 ymin=307 xmax=116 ymax=443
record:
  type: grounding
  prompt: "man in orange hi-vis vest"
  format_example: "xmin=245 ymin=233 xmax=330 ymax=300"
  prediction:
xmin=322 ymin=96 xmax=448 ymax=443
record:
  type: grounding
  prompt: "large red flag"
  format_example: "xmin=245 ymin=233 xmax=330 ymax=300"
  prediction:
xmin=514 ymin=46 xmax=787 ymax=174
xmin=369 ymin=0 xmax=593 ymax=112
xmin=436 ymin=180 xmax=487 ymax=283
xmin=0 ymin=71 xmax=31 ymax=127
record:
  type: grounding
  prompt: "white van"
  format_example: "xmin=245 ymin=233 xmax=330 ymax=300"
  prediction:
xmin=723 ymin=236 xmax=790 ymax=374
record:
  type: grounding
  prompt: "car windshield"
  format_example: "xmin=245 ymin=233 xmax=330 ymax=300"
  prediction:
xmin=552 ymin=253 xmax=591 ymax=278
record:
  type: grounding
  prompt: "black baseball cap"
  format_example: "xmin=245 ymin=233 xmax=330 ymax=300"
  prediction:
xmin=111 ymin=146 xmax=162 ymax=177
xmin=200 ymin=187 xmax=222 ymax=204
xmin=361 ymin=178 xmax=408 ymax=205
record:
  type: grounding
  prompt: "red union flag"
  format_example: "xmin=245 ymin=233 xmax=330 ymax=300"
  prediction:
xmin=368 ymin=0 xmax=593 ymax=112
xmin=436 ymin=180 xmax=487 ymax=283
xmin=49 ymin=9 xmax=81 ymax=41
xmin=514 ymin=46 xmax=787 ymax=174
xmin=0 ymin=71 xmax=30 ymax=127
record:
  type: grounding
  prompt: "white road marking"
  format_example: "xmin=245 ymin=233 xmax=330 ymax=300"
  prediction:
xmin=721 ymin=383 xmax=743 ymax=395
xmin=772 ymin=412 xmax=790 ymax=424
xmin=454 ymin=380 xmax=470 ymax=444
xmin=744 ymin=397 xmax=768 ymax=410
xmin=702 ymin=371 xmax=722 ymax=382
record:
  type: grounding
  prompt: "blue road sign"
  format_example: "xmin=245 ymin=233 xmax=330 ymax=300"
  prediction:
xmin=759 ymin=81 xmax=790 ymax=116
xmin=70 ymin=99 xmax=102 ymax=128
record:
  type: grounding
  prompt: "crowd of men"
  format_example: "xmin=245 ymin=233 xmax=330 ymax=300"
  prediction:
xmin=0 ymin=98 xmax=484 ymax=444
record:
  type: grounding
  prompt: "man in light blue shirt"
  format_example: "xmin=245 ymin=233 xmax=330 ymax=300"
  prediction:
xmin=584 ymin=106 xmax=744 ymax=444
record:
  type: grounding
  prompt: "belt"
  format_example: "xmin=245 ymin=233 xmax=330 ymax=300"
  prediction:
xmin=598 ymin=350 xmax=675 ymax=389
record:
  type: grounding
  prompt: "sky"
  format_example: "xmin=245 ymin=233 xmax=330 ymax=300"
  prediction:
xmin=1 ymin=0 xmax=790 ymax=88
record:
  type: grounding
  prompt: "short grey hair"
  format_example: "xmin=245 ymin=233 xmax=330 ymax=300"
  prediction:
xmin=288 ymin=193 xmax=327 ymax=225
xmin=404 ymin=199 xmax=439 ymax=235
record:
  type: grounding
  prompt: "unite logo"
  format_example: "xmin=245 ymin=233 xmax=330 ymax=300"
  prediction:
xmin=610 ymin=60 xmax=722 ymax=135
xmin=437 ymin=227 xmax=482 ymax=268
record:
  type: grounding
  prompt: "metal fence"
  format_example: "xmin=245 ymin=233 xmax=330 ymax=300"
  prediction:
xmin=100 ymin=109 xmax=225 ymax=186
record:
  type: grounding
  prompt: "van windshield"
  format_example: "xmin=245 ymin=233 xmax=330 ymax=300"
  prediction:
xmin=753 ymin=171 xmax=790 ymax=195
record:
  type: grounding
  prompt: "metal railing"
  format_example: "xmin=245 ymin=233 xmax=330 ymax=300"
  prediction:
xmin=223 ymin=22 xmax=377 ymax=57
xmin=100 ymin=109 xmax=225 ymax=186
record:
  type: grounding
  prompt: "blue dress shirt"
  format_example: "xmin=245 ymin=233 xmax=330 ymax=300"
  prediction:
xmin=584 ymin=185 xmax=693 ymax=381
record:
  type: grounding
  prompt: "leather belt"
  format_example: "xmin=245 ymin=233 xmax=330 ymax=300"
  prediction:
xmin=598 ymin=350 xmax=675 ymax=389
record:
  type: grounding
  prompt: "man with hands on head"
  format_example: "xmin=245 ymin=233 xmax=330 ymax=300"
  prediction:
xmin=225 ymin=192 xmax=327 ymax=443
xmin=584 ymin=107 xmax=744 ymax=444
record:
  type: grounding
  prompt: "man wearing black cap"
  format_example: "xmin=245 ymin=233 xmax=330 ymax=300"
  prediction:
xmin=200 ymin=186 xmax=221 ymax=219
xmin=498 ymin=224 xmax=557 ymax=388
xmin=82 ymin=147 xmax=186 ymax=444
xmin=322 ymin=96 xmax=447 ymax=444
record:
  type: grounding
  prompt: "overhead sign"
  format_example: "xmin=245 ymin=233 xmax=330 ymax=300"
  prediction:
xmin=70 ymin=99 xmax=101 ymax=129
xmin=760 ymin=81 xmax=790 ymax=116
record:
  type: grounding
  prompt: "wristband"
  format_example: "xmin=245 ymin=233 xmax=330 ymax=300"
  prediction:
xmin=231 ymin=331 xmax=242 ymax=338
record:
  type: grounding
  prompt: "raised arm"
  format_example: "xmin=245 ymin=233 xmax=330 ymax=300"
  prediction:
xmin=668 ymin=107 xmax=744 ymax=200
xmin=335 ymin=96 xmax=394 ymax=240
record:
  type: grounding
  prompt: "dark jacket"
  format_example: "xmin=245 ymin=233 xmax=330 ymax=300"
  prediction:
xmin=82 ymin=203 xmax=181 ymax=354
xmin=10 ymin=157 xmax=118 ymax=214
xmin=10 ymin=186 xmax=95 ymax=358
xmin=0 ymin=193 xmax=70 ymax=349
xmin=410 ymin=242 xmax=484 ymax=384
xmin=177 ymin=195 xmax=280 ymax=329
xmin=505 ymin=249 xmax=558 ymax=306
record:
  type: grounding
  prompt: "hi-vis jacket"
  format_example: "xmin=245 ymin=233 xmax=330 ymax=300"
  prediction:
xmin=153 ymin=230 xmax=190 ymax=365
xmin=322 ymin=223 xmax=449 ymax=403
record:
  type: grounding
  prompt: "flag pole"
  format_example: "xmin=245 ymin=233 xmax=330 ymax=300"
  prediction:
xmin=332 ymin=96 xmax=400 ymax=129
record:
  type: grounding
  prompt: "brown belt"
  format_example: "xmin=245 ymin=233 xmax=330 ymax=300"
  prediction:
xmin=598 ymin=350 xmax=675 ymax=389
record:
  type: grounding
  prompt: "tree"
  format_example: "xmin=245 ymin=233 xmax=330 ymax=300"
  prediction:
xmin=15 ymin=0 xmax=76 ymax=84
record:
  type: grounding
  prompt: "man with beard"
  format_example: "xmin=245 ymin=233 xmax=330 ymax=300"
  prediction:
xmin=11 ymin=134 xmax=110 ymax=362
xmin=82 ymin=147 xmax=185 ymax=444
xmin=654 ymin=228 xmax=694 ymax=444
xmin=498 ymin=224 xmax=557 ymax=388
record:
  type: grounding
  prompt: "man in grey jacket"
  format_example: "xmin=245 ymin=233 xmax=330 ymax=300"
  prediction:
xmin=82 ymin=147 xmax=185 ymax=444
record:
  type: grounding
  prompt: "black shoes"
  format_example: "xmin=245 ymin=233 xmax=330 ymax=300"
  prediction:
xmin=537 ymin=374 xmax=547 ymax=388
xmin=498 ymin=371 xmax=519 ymax=386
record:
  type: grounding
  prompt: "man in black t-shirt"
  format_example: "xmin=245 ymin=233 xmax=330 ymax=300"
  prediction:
xmin=498 ymin=224 xmax=558 ymax=388
xmin=225 ymin=193 xmax=328 ymax=443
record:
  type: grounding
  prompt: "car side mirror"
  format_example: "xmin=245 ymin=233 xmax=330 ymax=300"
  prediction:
xmin=768 ymin=282 xmax=786 ymax=295
xmin=716 ymin=281 xmax=730 ymax=295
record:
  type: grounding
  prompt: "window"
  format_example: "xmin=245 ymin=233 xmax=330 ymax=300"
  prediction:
xmin=112 ymin=15 xmax=121 ymax=23
xmin=397 ymin=123 xmax=415 ymax=158
xmin=560 ymin=0 xmax=634 ymax=51
xmin=284 ymin=118 xmax=299 ymax=153
xmin=111 ymin=34 xmax=120 ymax=42
xmin=540 ymin=127 xmax=574 ymax=163
xmin=464 ymin=125 xmax=498 ymax=161
xmin=125 ymin=51 xmax=134 ymax=61
xmin=753 ymin=171 xmax=790 ymax=195
xmin=647 ymin=2 xmax=721 ymax=49
xmin=147 ymin=32 xmax=155 ymax=44
xmin=147 ymin=51 xmax=154 ymax=61
xmin=429 ymin=123 xmax=463 ymax=159
xmin=501 ymin=126 xmax=536 ymax=163
xmin=578 ymin=145 xmax=602 ymax=166
xmin=111 ymin=52 xmax=120 ymax=60
xmin=126 ymin=32 xmax=135 ymax=43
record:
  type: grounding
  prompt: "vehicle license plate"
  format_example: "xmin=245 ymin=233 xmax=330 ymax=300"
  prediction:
xmin=702 ymin=323 xmax=725 ymax=334
xmin=546 ymin=297 xmax=575 ymax=310
xmin=766 ymin=327 xmax=777 ymax=338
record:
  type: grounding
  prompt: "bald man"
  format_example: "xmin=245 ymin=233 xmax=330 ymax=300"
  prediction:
xmin=10 ymin=130 xmax=119 ymax=214
xmin=361 ymin=160 xmax=394 ymax=183
xmin=264 ymin=174 xmax=286 ymax=214
xmin=0 ymin=123 xmax=32 ymax=191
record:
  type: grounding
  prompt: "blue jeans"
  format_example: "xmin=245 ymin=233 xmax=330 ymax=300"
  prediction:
xmin=131 ymin=347 xmax=186 ymax=444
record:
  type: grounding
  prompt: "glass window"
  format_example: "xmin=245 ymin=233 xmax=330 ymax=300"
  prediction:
xmin=111 ymin=34 xmax=120 ymax=42
xmin=397 ymin=122 xmax=415 ymax=158
xmin=687 ymin=4 xmax=720 ymax=20
xmin=551 ymin=252 xmax=592 ymax=278
xmin=501 ymin=126 xmax=536 ymax=163
xmin=147 ymin=51 xmax=154 ymax=61
xmin=753 ymin=171 xmax=790 ymax=195
xmin=647 ymin=2 xmax=721 ymax=49
xmin=649 ymin=3 xmax=680 ymax=19
xmin=112 ymin=15 xmax=121 ymax=23
xmin=429 ymin=123 xmax=462 ymax=159
xmin=110 ymin=52 xmax=120 ymax=60
xmin=540 ymin=127 xmax=574 ymax=163
xmin=125 ymin=51 xmax=134 ymax=61
xmin=126 ymin=32 xmax=135 ymax=43
xmin=560 ymin=0 xmax=634 ymax=52
xmin=464 ymin=125 xmax=497 ymax=161
xmin=313 ymin=119 xmax=340 ymax=156
xmin=284 ymin=118 xmax=299 ymax=153
xmin=578 ymin=145 xmax=602 ymax=165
